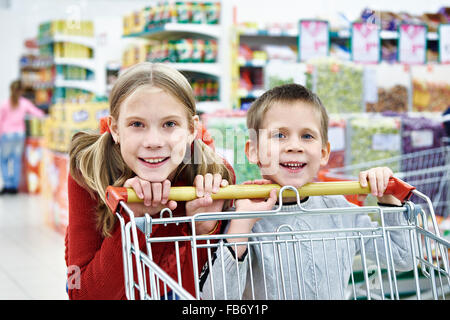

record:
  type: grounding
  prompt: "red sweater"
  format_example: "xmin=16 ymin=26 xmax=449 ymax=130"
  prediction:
xmin=65 ymin=175 xmax=211 ymax=299
xmin=65 ymin=140 xmax=235 ymax=300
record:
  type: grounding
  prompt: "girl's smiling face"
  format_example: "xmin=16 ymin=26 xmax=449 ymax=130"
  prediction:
xmin=247 ymin=101 xmax=330 ymax=188
xmin=110 ymin=85 xmax=198 ymax=182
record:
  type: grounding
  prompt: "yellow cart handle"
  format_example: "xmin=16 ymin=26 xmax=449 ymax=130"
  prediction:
xmin=105 ymin=177 xmax=415 ymax=212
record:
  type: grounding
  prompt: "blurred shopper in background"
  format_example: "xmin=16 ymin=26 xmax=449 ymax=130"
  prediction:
xmin=0 ymin=80 xmax=45 ymax=194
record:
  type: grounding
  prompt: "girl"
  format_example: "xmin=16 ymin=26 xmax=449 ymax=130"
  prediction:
xmin=0 ymin=80 xmax=45 ymax=194
xmin=65 ymin=62 xmax=235 ymax=300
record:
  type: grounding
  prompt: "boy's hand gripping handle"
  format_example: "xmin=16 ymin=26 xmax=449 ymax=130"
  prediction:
xmin=105 ymin=177 xmax=415 ymax=212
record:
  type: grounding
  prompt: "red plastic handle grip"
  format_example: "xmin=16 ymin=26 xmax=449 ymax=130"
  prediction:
xmin=105 ymin=186 xmax=128 ymax=213
xmin=384 ymin=176 xmax=416 ymax=203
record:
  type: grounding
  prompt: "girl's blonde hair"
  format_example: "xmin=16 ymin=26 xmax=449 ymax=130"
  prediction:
xmin=69 ymin=62 xmax=233 ymax=237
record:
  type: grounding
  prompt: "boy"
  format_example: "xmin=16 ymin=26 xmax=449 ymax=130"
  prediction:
xmin=199 ymin=84 xmax=413 ymax=300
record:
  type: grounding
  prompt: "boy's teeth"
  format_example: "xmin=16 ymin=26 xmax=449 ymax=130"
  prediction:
xmin=282 ymin=162 xmax=305 ymax=168
xmin=143 ymin=158 xmax=166 ymax=163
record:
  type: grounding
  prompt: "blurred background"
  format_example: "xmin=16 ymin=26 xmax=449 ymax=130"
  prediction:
xmin=0 ymin=0 xmax=449 ymax=299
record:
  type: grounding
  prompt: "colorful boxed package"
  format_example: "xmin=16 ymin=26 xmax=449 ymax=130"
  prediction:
xmin=24 ymin=137 xmax=44 ymax=194
xmin=191 ymin=2 xmax=205 ymax=24
xmin=204 ymin=2 xmax=220 ymax=24
xmin=40 ymin=148 xmax=69 ymax=234
xmin=175 ymin=1 xmax=192 ymax=23
xmin=64 ymin=103 xmax=92 ymax=127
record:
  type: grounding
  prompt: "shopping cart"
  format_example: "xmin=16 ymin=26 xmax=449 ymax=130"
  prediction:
xmin=323 ymin=145 xmax=450 ymax=217
xmin=106 ymin=177 xmax=450 ymax=300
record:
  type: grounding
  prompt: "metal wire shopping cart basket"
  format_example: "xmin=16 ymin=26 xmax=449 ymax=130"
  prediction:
xmin=106 ymin=177 xmax=450 ymax=300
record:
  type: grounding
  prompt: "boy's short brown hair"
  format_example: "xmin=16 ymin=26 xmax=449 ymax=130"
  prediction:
xmin=246 ymin=83 xmax=329 ymax=146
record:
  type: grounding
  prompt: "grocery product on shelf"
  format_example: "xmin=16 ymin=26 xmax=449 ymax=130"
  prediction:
xmin=358 ymin=8 xmax=446 ymax=32
xmin=38 ymin=20 xmax=94 ymax=38
xmin=308 ymin=57 xmax=364 ymax=113
xmin=19 ymin=39 xmax=54 ymax=110
xmin=145 ymin=38 xmax=218 ymax=63
xmin=367 ymin=85 xmax=409 ymax=113
xmin=191 ymin=77 xmax=219 ymax=101
xmin=439 ymin=7 xmax=450 ymax=21
xmin=34 ymin=87 xmax=53 ymax=108
xmin=421 ymin=13 xmax=448 ymax=32
xmin=264 ymin=61 xmax=306 ymax=89
xmin=21 ymin=137 xmax=44 ymax=194
xmin=346 ymin=114 xmax=402 ymax=173
xmin=203 ymin=2 xmax=221 ymax=24
xmin=381 ymin=41 xmax=398 ymax=63
xmin=237 ymin=21 xmax=298 ymax=37
xmin=400 ymin=114 xmax=446 ymax=154
xmin=413 ymin=80 xmax=450 ymax=112
xmin=52 ymin=87 xmax=94 ymax=102
xmin=51 ymin=42 xmax=93 ymax=59
xmin=202 ymin=111 xmax=261 ymax=184
xmin=122 ymin=1 xmax=225 ymax=113
xmin=55 ymin=65 xmax=94 ymax=81
xmin=122 ymin=43 xmax=151 ymax=68
xmin=123 ymin=1 xmax=220 ymax=36
xmin=43 ymin=101 xmax=108 ymax=153
xmin=35 ymin=20 xmax=97 ymax=105
xmin=412 ymin=64 xmax=450 ymax=112
xmin=363 ymin=63 xmax=412 ymax=113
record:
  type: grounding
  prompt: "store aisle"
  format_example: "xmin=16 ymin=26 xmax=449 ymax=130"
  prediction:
xmin=0 ymin=193 xmax=67 ymax=300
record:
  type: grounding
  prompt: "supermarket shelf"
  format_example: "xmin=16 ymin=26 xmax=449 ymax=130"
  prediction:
xmin=239 ymin=28 xmax=297 ymax=38
xmin=196 ymin=101 xmax=223 ymax=113
xmin=380 ymin=30 xmax=438 ymax=40
xmin=20 ymin=64 xmax=45 ymax=71
xmin=30 ymin=81 xmax=54 ymax=89
xmin=238 ymin=88 xmax=265 ymax=99
xmin=38 ymin=34 xmax=96 ymax=48
xmin=20 ymin=59 xmax=54 ymax=70
xmin=426 ymin=32 xmax=439 ymax=41
xmin=54 ymin=79 xmax=96 ymax=92
xmin=238 ymin=59 xmax=267 ymax=67
xmin=36 ymin=103 xmax=50 ymax=111
xmin=121 ymin=62 xmax=220 ymax=77
xmin=53 ymin=57 xmax=95 ymax=71
xmin=171 ymin=62 xmax=220 ymax=76
xmin=124 ymin=23 xmax=220 ymax=40
xmin=239 ymin=28 xmax=439 ymax=41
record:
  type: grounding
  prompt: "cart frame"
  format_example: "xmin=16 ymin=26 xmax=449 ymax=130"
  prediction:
xmin=113 ymin=185 xmax=450 ymax=300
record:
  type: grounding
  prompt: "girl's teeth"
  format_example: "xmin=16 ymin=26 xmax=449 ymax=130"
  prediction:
xmin=144 ymin=158 xmax=165 ymax=163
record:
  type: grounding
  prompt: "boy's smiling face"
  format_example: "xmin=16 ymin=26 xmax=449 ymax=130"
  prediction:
xmin=246 ymin=101 xmax=330 ymax=188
